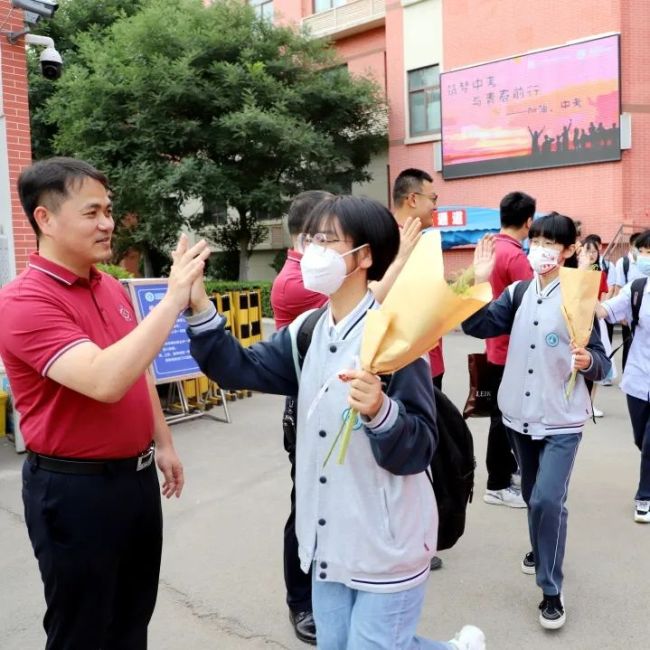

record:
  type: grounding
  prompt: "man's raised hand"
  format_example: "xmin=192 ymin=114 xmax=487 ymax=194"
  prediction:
xmin=166 ymin=234 xmax=211 ymax=311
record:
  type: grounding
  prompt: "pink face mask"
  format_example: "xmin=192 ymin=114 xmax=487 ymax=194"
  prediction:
xmin=527 ymin=245 xmax=560 ymax=275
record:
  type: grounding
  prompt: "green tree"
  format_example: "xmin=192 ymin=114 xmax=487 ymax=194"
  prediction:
xmin=28 ymin=0 xmax=146 ymax=159
xmin=47 ymin=0 xmax=387 ymax=279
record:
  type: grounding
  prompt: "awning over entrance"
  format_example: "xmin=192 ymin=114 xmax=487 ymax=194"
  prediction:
xmin=434 ymin=205 xmax=501 ymax=250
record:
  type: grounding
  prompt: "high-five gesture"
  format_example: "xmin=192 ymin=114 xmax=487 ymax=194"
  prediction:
xmin=166 ymin=234 xmax=211 ymax=311
xmin=473 ymin=234 xmax=496 ymax=284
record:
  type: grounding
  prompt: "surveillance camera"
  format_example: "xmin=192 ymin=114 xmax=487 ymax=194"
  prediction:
xmin=11 ymin=1 xmax=58 ymax=20
xmin=23 ymin=33 xmax=63 ymax=79
xmin=40 ymin=45 xmax=62 ymax=79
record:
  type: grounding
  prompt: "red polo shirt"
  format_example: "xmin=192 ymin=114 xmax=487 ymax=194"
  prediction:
xmin=486 ymin=234 xmax=534 ymax=365
xmin=0 ymin=254 xmax=153 ymax=458
xmin=271 ymin=250 xmax=327 ymax=329
xmin=428 ymin=343 xmax=445 ymax=379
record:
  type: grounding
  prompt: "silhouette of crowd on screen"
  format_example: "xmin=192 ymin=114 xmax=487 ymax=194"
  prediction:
xmin=528 ymin=120 xmax=620 ymax=159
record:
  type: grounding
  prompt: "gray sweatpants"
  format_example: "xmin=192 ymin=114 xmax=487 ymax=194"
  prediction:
xmin=509 ymin=429 xmax=581 ymax=596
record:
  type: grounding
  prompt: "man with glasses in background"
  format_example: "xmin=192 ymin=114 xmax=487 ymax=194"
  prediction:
xmin=370 ymin=167 xmax=444 ymax=571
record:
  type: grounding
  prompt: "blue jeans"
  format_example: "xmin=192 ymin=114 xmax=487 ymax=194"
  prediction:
xmin=312 ymin=573 xmax=454 ymax=650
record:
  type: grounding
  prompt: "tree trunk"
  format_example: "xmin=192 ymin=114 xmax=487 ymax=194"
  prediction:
xmin=142 ymin=247 xmax=154 ymax=278
xmin=238 ymin=237 xmax=250 ymax=281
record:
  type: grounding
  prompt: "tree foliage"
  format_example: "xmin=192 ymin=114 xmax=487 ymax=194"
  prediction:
xmin=45 ymin=0 xmax=387 ymax=278
xmin=29 ymin=0 xmax=146 ymax=159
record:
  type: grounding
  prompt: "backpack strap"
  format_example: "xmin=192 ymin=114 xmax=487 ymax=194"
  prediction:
xmin=608 ymin=277 xmax=647 ymax=359
xmin=511 ymin=279 xmax=533 ymax=314
xmin=623 ymin=255 xmax=630 ymax=284
xmin=297 ymin=306 xmax=328 ymax=369
xmin=601 ymin=256 xmax=609 ymax=274
xmin=630 ymin=277 xmax=647 ymax=337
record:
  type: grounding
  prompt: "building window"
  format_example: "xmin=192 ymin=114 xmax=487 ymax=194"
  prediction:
xmin=313 ymin=0 xmax=346 ymax=14
xmin=250 ymin=0 xmax=274 ymax=21
xmin=408 ymin=65 xmax=441 ymax=137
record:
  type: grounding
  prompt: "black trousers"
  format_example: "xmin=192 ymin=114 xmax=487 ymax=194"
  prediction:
xmin=485 ymin=362 xmax=518 ymax=490
xmin=282 ymin=397 xmax=312 ymax=613
xmin=22 ymin=459 xmax=162 ymax=650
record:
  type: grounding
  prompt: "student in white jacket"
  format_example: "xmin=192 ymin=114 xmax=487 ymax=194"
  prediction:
xmin=463 ymin=213 xmax=610 ymax=631
xmin=187 ymin=196 xmax=485 ymax=650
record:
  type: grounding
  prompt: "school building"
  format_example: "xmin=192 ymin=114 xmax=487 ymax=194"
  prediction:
xmin=1 ymin=0 xmax=649 ymax=282
xmin=268 ymin=0 xmax=650 ymax=275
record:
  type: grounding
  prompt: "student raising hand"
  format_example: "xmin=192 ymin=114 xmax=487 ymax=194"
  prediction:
xmin=473 ymin=234 xmax=496 ymax=284
xmin=396 ymin=216 xmax=422 ymax=263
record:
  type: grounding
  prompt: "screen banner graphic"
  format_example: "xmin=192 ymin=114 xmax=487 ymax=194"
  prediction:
xmin=441 ymin=35 xmax=621 ymax=179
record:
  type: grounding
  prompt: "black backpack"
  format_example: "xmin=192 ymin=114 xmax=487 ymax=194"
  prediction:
xmin=296 ymin=307 xmax=475 ymax=551
xmin=609 ymin=276 xmax=647 ymax=358
xmin=511 ymin=278 xmax=532 ymax=312
xmin=629 ymin=277 xmax=647 ymax=337
xmin=429 ymin=386 xmax=475 ymax=551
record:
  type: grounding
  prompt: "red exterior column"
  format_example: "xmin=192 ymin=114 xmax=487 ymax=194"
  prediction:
xmin=0 ymin=0 xmax=34 ymax=277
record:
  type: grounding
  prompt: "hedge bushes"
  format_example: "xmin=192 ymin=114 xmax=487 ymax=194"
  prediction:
xmin=205 ymin=280 xmax=273 ymax=319
xmin=97 ymin=264 xmax=134 ymax=280
xmin=96 ymin=265 xmax=274 ymax=319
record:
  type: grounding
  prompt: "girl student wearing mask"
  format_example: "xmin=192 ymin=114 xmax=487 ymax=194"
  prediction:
xmin=596 ymin=229 xmax=650 ymax=524
xmin=462 ymin=212 xmax=610 ymax=631
xmin=186 ymin=196 xmax=485 ymax=650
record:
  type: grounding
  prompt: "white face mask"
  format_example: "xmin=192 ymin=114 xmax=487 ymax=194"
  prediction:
xmin=528 ymin=245 xmax=561 ymax=275
xmin=300 ymin=243 xmax=368 ymax=296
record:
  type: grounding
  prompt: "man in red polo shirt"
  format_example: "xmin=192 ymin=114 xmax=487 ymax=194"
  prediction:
xmin=0 ymin=157 xmax=209 ymax=649
xmin=483 ymin=191 xmax=535 ymax=509
xmin=271 ymin=190 xmax=330 ymax=645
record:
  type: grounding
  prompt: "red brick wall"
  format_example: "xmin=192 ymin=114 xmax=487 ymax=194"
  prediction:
xmin=439 ymin=0 xmax=626 ymax=243
xmin=335 ymin=27 xmax=386 ymax=89
xmin=621 ymin=0 xmax=650 ymax=233
xmin=385 ymin=0 xmax=650 ymax=247
xmin=1 ymin=0 xmax=34 ymax=273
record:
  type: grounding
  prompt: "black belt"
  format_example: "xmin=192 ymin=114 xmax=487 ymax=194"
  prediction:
xmin=27 ymin=444 xmax=155 ymax=476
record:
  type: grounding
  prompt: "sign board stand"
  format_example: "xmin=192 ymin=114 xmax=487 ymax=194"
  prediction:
xmin=163 ymin=381 xmax=231 ymax=425
xmin=126 ymin=279 xmax=231 ymax=425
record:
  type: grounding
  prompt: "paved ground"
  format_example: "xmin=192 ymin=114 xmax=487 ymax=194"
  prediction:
xmin=1 ymin=329 xmax=648 ymax=649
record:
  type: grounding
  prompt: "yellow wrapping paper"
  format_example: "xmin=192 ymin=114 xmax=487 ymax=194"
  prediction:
xmin=558 ymin=266 xmax=602 ymax=397
xmin=326 ymin=230 xmax=492 ymax=465
xmin=360 ymin=230 xmax=492 ymax=375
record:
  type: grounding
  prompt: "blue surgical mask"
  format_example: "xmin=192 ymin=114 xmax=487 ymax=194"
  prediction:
xmin=636 ymin=255 xmax=650 ymax=277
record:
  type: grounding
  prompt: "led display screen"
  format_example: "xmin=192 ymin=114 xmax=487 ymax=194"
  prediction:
xmin=441 ymin=35 xmax=621 ymax=179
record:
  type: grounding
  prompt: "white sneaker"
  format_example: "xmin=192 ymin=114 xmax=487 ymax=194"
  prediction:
xmin=511 ymin=472 xmax=521 ymax=489
xmin=592 ymin=407 xmax=604 ymax=418
xmin=449 ymin=625 xmax=486 ymax=650
xmin=634 ymin=500 xmax=650 ymax=523
xmin=483 ymin=486 xmax=526 ymax=508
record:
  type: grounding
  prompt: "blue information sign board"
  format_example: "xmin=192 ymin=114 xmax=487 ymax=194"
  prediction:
xmin=127 ymin=280 xmax=203 ymax=383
